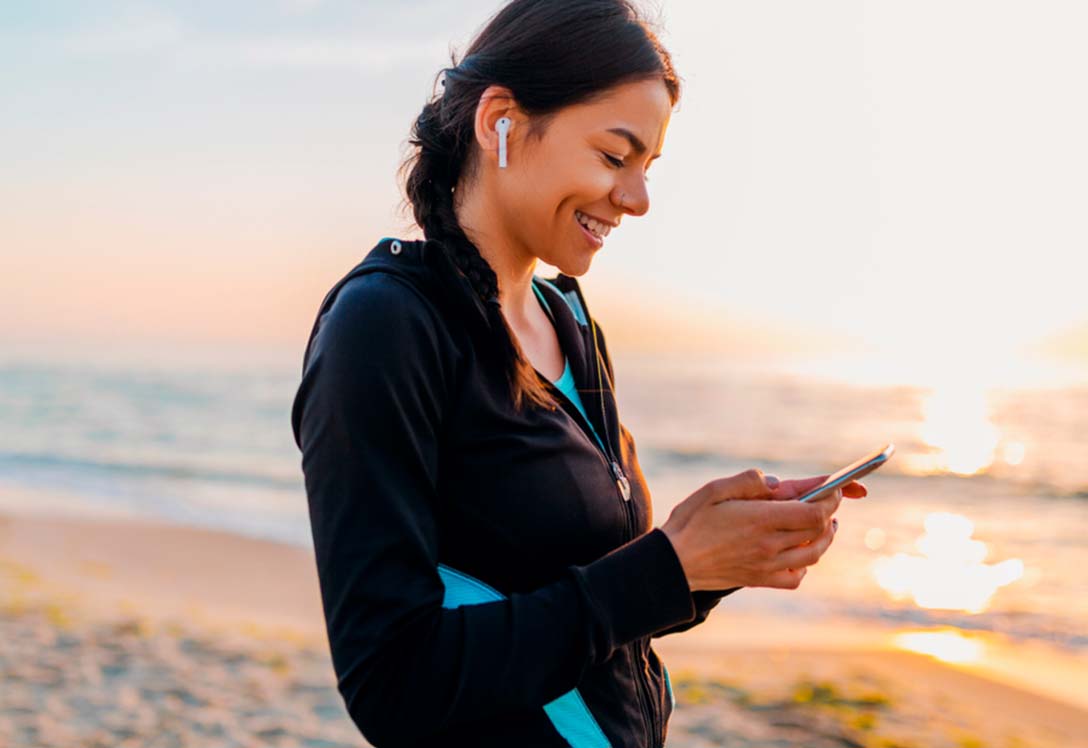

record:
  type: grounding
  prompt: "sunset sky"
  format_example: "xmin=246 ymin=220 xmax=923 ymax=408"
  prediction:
xmin=3 ymin=0 xmax=1087 ymax=385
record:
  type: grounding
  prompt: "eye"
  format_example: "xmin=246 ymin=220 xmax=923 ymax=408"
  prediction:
xmin=601 ymin=151 xmax=652 ymax=182
xmin=601 ymin=152 xmax=624 ymax=168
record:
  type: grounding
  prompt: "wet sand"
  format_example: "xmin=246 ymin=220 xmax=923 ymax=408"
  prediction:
xmin=2 ymin=509 xmax=1085 ymax=748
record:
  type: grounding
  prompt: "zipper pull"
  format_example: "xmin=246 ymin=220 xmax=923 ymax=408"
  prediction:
xmin=611 ymin=460 xmax=631 ymax=502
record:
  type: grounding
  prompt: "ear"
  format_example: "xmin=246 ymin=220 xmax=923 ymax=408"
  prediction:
xmin=474 ymin=84 xmax=522 ymax=168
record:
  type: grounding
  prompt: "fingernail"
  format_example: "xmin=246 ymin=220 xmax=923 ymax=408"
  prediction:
xmin=765 ymin=475 xmax=780 ymax=488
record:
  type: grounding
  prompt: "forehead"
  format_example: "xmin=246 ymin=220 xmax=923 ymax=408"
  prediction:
xmin=553 ymin=78 xmax=672 ymax=150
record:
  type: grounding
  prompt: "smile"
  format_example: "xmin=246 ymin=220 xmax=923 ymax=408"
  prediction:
xmin=575 ymin=210 xmax=610 ymax=247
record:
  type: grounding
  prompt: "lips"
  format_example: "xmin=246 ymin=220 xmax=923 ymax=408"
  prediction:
xmin=574 ymin=209 xmax=614 ymax=238
xmin=575 ymin=214 xmax=603 ymax=247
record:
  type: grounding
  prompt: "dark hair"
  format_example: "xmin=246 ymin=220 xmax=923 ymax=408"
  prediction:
xmin=397 ymin=0 xmax=681 ymax=413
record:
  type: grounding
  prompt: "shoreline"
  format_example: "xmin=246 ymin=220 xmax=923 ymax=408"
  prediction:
xmin=2 ymin=506 xmax=1086 ymax=748
xmin=0 ymin=506 xmax=327 ymax=644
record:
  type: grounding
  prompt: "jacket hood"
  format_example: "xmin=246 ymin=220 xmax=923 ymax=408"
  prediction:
xmin=296 ymin=235 xmax=625 ymax=477
xmin=301 ymin=236 xmax=601 ymax=388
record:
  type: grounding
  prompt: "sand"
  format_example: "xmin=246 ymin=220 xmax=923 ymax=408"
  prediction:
xmin=1 ymin=508 xmax=1085 ymax=748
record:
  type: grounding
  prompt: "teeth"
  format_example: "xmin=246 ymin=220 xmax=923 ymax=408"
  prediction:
xmin=575 ymin=210 xmax=610 ymax=238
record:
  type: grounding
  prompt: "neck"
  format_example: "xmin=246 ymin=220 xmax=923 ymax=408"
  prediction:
xmin=453 ymin=181 xmax=539 ymax=329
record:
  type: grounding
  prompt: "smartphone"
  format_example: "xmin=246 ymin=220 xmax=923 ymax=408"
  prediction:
xmin=797 ymin=443 xmax=895 ymax=503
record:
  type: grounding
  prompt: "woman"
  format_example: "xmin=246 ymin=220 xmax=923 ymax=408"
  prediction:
xmin=290 ymin=1 xmax=867 ymax=746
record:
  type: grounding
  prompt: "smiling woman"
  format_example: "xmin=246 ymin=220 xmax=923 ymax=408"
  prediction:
xmin=290 ymin=1 xmax=858 ymax=747
xmin=292 ymin=2 xmax=694 ymax=746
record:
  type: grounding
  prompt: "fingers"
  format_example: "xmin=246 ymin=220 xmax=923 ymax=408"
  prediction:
xmin=768 ymin=476 xmax=869 ymax=501
xmin=765 ymin=566 xmax=807 ymax=589
xmin=774 ymin=519 xmax=836 ymax=571
xmin=766 ymin=498 xmax=830 ymax=533
xmin=767 ymin=474 xmax=830 ymax=501
xmin=726 ymin=472 xmax=870 ymax=503
xmin=827 ymin=487 xmax=844 ymax=512
xmin=706 ymin=468 xmax=777 ymax=503
xmin=843 ymin=480 xmax=868 ymax=498
xmin=774 ymin=524 xmax=825 ymax=550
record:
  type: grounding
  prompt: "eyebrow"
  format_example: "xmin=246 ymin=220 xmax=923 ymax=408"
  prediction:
xmin=606 ymin=127 xmax=663 ymax=160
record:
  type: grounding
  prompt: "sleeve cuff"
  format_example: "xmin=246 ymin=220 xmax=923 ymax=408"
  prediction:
xmin=696 ymin=587 xmax=743 ymax=600
xmin=578 ymin=527 xmax=697 ymax=644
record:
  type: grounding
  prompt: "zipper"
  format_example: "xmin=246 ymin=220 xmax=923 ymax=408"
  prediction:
xmin=533 ymin=277 xmax=631 ymax=508
xmin=630 ymin=639 xmax=655 ymax=747
xmin=642 ymin=638 xmax=661 ymax=747
xmin=540 ymin=403 xmax=654 ymax=743
xmin=585 ymin=312 xmax=631 ymax=507
xmin=541 ymin=278 xmax=655 ymax=743
xmin=574 ymin=293 xmax=656 ymax=743
xmin=544 ymin=380 xmax=632 ymax=504
xmin=541 ymin=277 xmax=630 ymax=502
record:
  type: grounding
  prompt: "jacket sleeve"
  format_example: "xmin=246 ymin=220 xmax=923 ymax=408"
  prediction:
xmin=650 ymin=588 xmax=742 ymax=638
xmin=586 ymin=310 xmax=744 ymax=640
xmin=290 ymin=272 xmax=698 ymax=747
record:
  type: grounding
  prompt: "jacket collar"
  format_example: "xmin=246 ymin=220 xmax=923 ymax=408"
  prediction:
xmin=529 ymin=276 xmax=591 ymax=394
xmin=350 ymin=237 xmax=620 ymax=461
xmin=361 ymin=236 xmax=597 ymax=343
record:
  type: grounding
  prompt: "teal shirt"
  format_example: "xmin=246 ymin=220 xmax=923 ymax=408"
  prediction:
xmin=531 ymin=278 xmax=609 ymax=456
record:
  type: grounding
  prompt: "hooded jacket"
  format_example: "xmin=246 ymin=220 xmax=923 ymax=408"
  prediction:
xmin=290 ymin=236 xmax=741 ymax=748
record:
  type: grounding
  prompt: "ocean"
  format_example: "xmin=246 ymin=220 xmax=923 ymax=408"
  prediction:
xmin=1 ymin=347 xmax=1085 ymax=667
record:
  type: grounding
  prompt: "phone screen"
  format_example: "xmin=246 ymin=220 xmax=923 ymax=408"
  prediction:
xmin=797 ymin=443 xmax=895 ymax=503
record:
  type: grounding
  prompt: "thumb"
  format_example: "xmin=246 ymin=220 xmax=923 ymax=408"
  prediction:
xmin=705 ymin=468 xmax=778 ymax=504
xmin=768 ymin=474 xmax=831 ymax=501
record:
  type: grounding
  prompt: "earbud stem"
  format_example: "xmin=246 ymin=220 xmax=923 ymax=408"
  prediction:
xmin=496 ymin=116 xmax=511 ymax=168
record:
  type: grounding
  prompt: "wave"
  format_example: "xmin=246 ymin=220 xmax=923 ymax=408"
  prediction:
xmin=830 ymin=601 xmax=1088 ymax=653
xmin=0 ymin=450 xmax=301 ymax=492
xmin=641 ymin=445 xmax=1088 ymax=500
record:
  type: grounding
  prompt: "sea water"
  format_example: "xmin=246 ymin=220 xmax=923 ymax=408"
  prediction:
xmin=1 ymin=347 xmax=1085 ymax=666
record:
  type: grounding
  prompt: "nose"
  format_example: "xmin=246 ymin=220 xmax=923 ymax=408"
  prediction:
xmin=612 ymin=174 xmax=650 ymax=217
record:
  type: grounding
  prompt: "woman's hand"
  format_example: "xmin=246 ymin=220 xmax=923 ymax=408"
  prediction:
xmin=660 ymin=469 xmax=867 ymax=592
xmin=766 ymin=474 xmax=867 ymax=502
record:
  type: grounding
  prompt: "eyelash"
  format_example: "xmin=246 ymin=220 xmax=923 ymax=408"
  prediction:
xmin=601 ymin=152 xmax=651 ymax=181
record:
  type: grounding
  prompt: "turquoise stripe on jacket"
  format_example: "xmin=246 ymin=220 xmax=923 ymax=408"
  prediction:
xmin=437 ymin=563 xmax=614 ymax=748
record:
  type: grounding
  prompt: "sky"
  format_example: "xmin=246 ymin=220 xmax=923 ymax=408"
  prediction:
xmin=3 ymin=0 xmax=1087 ymax=386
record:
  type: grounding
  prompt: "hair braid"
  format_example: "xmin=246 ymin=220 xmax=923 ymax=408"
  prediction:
xmin=396 ymin=0 xmax=682 ymax=413
xmin=401 ymin=89 xmax=552 ymax=413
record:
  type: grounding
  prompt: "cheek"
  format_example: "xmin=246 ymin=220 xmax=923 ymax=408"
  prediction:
xmin=550 ymin=162 xmax=614 ymax=216
xmin=512 ymin=174 xmax=569 ymax=226
xmin=505 ymin=154 xmax=612 ymax=234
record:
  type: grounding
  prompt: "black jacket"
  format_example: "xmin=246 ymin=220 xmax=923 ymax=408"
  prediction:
xmin=290 ymin=236 xmax=740 ymax=748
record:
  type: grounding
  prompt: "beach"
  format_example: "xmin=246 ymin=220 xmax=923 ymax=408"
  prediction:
xmin=3 ymin=506 xmax=1085 ymax=748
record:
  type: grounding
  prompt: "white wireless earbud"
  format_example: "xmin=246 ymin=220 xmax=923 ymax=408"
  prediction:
xmin=496 ymin=116 xmax=511 ymax=168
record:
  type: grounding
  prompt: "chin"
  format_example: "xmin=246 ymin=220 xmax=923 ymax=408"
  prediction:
xmin=554 ymin=257 xmax=592 ymax=277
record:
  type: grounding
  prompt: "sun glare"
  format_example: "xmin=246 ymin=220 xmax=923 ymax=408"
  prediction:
xmin=893 ymin=629 xmax=984 ymax=664
xmin=871 ymin=512 xmax=1024 ymax=613
xmin=897 ymin=382 xmax=1009 ymax=477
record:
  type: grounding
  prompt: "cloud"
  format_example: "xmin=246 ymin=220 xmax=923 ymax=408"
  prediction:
xmin=47 ymin=11 xmax=186 ymax=56
xmin=1031 ymin=320 xmax=1088 ymax=362
xmin=278 ymin=0 xmax=327 ymax=15
xmin=9 ymin=10 xmax=450 ymax=74
xmin=177 ymin=36 xmax=451 ymax=73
